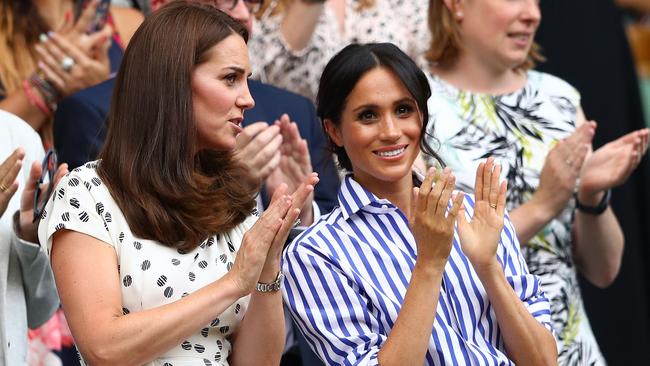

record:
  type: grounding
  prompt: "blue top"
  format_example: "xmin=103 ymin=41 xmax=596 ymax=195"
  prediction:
xmin=282 ymin=174 xmax=553 ymax=366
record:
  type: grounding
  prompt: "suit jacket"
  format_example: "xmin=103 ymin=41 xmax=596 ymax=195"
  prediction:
xmin=54 ymin=79 xmax=339 ymax=214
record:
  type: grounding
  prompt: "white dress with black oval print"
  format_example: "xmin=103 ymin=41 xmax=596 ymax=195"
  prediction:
xmin=38 ymin=161 xmax=255 ymax=366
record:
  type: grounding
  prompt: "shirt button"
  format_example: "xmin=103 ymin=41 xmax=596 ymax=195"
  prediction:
xmin=381 ymin=205 xmax=388 ymax=210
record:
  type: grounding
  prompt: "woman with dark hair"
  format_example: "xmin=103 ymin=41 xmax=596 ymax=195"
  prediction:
xmin=424 ymin=0 xmax=648 ymax=364
xmin=38 ymin=2 xmax=317 ymax=365
xmin=282 ymin=42 xmax=556 ymax=365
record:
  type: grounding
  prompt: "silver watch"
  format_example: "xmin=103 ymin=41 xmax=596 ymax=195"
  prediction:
xmin=256 ymin=271 xmax=284 ymax=292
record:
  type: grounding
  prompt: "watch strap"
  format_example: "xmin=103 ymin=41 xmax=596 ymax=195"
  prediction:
xmin=255 ymin=271 xmax=284 ymax=292
xmin=575 ymin=189 xmax=611 ymax=215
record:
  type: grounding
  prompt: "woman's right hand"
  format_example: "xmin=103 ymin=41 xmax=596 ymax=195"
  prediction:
xmin=532 ymin=121 xmax=595 ymax=217
xmin=34 ymin=30 xmax=111 ymax=98
xmin=0 ymin=149 xmax=25 ymax=218
xmin=409 ymin=167 xmax=465 ymax=270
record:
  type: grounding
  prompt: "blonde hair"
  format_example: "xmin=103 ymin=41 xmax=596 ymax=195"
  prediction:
xmin=257 ymin=0 xmax=376 ymax=18
xmin=426 ymin=0 xmax=543 ymax=70
xmin=0 ymin=1 xmax=48 ymax=97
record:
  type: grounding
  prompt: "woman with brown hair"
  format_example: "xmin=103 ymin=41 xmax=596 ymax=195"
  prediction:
xmin=424 ymin=0 xmax=649 ymax=364
xmin=248 ymin=0 xmax=430 ymax=101
xmin=38 ymin=2 xmax=317 ymax=365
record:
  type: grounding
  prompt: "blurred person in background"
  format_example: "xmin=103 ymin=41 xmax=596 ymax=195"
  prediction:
xmin=0 ymin=110 xmax=68 ymax=365
xmin=424 ymin=0 xmax=649 ymax=364
xmin=535 ymin=0 xmax=650 ymax=363
xmin=247 ymin=0 xmax=430 ymax=101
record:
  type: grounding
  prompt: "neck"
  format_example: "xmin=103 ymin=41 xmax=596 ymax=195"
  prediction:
xmin=354 ymin=172 xmax=415 ymax=219
xmin=433 ymin=51 xmax=526 ymax=95
xmin=33 ymin=0 xmax=72 ymax=30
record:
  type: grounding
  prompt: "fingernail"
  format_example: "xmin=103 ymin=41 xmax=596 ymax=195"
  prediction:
xmin=47 ymin=30 xmax=54 ymax=37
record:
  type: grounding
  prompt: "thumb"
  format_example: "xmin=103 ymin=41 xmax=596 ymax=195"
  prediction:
xmin=90 ymin=26 xmax=112 ymax=60
xmin=410 ymin=187 xmax=419 ymax=223
xmin=20 ymin=161 xmax=42 ymax=211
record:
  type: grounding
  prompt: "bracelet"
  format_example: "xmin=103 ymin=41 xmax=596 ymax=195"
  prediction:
xmin=575 ymin=189 xmax=611 ymax=215
xmin=22 ymin=79 xmax=52 ymax=117
xmin=29 ymin=73 xmax=60 ymax=112
xmin=256 ymin=271 xmax=284 ymax=292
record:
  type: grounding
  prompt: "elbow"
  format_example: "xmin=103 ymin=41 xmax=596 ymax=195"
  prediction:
xmin=590 ymin=266 xmax=620 ymax=288
xmin=80 ymin=343 xmax=139 ymax=366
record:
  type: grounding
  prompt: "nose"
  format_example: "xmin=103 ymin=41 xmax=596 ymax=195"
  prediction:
xmin=522 ymin=0 xmax=541 ymax=26
xmin=379 ymin=116 xmax=401 ymax=141
xmin=238 ymin=82 xmax=255 ymax=111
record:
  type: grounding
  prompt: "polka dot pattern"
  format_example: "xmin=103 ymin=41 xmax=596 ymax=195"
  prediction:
xmin=39 ymin=162 xmax=255 ymax=365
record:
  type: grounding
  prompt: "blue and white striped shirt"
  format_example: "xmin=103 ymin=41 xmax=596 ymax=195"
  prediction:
xmin=282 ymin=174 xmax=553 ymax=366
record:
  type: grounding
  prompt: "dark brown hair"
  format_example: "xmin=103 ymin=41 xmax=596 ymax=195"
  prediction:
xmin=426 ymin=0 xmax=544 ymax=70
xmin=98 ymin=0 xmax=256 ymax=251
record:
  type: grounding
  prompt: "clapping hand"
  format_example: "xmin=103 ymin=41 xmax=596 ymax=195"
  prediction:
xmin=227 ymin=173 xmax=318 ymax=296
xmin=234 ymin=122 xmax=283 ymax=189
xmin=0 ymin=149 xmax=25 ymax=218
xmin=266 ymin=114 xmax=315 ymax=225
xmin=578 ymin=128 xmax=649 ymax=203
xmin=533 ymin=121 xmax=595 ymax=217
xmin=409 ymin=167 xmax=464 ymax=268
xmin=458 ymin=157 xmax=507 ymax=272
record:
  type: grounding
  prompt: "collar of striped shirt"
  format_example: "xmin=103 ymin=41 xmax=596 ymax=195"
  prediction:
xmin=282 ymin=174 xmax=554 ymax=366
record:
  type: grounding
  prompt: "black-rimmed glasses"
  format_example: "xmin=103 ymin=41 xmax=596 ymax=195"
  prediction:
xmin=210 ymin=0 xmax=265 ymax=14
xmin=33 ymin=149 xmax=57 ymax=223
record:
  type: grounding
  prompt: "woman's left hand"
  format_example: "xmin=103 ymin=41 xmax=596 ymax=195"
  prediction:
xmin=18 ymin=161 xmax=68 ymax=243
xmin=579 ymin=128 xmax=649 ymax=202
xmin=266 ymin=114 xmax=315 ymax=225
xmin=458 ymin=157 xmax=507 ymax=272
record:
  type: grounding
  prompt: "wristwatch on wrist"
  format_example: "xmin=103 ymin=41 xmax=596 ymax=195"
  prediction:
xmin=256 ymin=271 xmax=284 ymax=292
xmin=575 ymin=189 xmax=611 ymax=215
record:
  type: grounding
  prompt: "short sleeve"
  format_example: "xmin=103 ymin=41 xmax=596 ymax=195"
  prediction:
xmin=283 ymin=235 xmax=384 ymax=366
xmin=38 ymin=170 xmax=114 ymax=256
xmin=497 ymin=212 xmax=554 ymax=335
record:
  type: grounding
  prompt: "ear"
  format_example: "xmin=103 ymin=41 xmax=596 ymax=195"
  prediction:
xmin=323 ymin=119 xmax=343 ymax=147
xmin=443 ymin=0 xmax=465 ymax=20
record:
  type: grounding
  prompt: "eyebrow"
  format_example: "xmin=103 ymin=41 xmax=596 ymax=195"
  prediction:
xmin=350 ymin=97 xmax=415 ymax=113
xmin=224 ymin=66 xmax=250 ymax=77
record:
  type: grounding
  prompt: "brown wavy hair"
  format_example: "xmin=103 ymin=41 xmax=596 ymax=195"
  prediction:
xmin=98 ymin=1 xmax=257 ymax=252
xmin=426 ymin=0 xmax=543 ymax=70
xmin=257 ymin=0 xmax=375 ymax=18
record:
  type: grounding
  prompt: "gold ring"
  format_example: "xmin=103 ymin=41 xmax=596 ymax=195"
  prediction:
xmin=489 ymin=203 xmax=497 ymax=209
xmin=0 ymin=183 xmax=7 ymax=192
xmin=565 ymin=159 xmax=573 ymax=167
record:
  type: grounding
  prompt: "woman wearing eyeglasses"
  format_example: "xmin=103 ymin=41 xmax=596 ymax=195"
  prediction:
xmin=247 ymin=0 xmax=430 ymax=101
xmin=0 ymin=110 xmax=69 ymax=365
xmin=39 ymin=2 xmax=316 ymax=365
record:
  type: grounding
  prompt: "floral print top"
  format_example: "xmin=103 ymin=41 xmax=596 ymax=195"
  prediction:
xmin=424 ymin=70 xmax=605 ymax=366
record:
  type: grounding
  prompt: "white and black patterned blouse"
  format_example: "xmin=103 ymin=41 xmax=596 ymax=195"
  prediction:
xmin=38 ymin=161 xmax=256 ymax=366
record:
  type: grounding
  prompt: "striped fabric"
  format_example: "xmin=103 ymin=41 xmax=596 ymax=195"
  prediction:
xmin=282 ymin=174 xmax=554 ymax=366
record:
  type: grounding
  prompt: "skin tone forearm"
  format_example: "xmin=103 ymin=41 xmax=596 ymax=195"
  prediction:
xmin=378 ymin=168 xmax=464 ymax=365
xmin=230 ymin=261 xmax=285 ymax=366
xmin=476 ymin=262 xmax=557 ymax=365
xmin=378 ymin=264 xmax=445 ymax=365
xmin=571 ymin=191 xmax=624 ymax=288
xmin=508 ymin=197 xmax=556 ymax=244
xmin=280 ymin=1 xmax=325 ymax=52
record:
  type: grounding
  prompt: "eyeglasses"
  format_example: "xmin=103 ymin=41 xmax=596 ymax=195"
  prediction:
xmin=210 ymin=0 xmax=265 ymax=14
xmin=33 ymin=149 xmax=57 ymax=223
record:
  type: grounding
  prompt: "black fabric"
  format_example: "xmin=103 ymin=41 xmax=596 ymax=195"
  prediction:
xmin=535 ymin=1 xmax=650 ymax=364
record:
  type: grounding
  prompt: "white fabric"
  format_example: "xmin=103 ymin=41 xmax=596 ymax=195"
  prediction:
xmin=39 ymin=162 xmax=256 ymax=366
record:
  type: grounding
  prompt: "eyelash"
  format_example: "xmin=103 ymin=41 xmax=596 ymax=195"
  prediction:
xmin=224 ymin=73 xmax=237 ymax=86
xmin=357 ymin=104 xmax=415 ymax=122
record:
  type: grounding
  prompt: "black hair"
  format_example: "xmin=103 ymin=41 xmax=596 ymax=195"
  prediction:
xmin=316 ymin=42 xmax=443 ymax=171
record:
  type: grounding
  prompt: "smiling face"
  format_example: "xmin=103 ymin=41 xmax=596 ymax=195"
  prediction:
xmin=192 ymin=33 xmax=254 ymax=151
xmin=324 ymin=67 xmax=422 ymax=191
xmin=455 ymin=0 xmax=541 ymax=70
